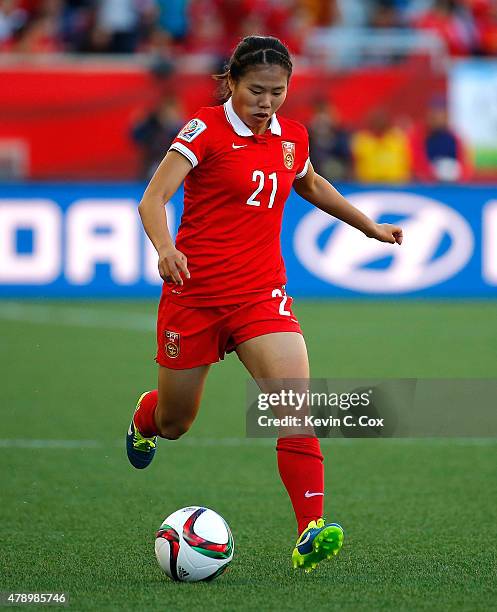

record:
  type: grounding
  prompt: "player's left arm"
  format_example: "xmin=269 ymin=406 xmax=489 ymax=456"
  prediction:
xmin=293 ymin=162 xmax=403 ymax=245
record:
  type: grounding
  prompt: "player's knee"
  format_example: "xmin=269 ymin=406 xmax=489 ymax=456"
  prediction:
xmin=156 ymin=418 xmax=191 ymax=440
xmin=155 ymin=397 xmax=198 ymax=439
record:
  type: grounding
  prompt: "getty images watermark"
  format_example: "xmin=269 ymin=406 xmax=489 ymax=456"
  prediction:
xmin=246 ymin=379 xmax=497 ymax=438
xmin=257 ymin=389 xmax=382 ymax=430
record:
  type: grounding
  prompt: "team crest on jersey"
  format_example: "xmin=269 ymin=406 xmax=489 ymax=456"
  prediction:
xmin=178 ymin=118 xmax=207 ymax=142
xmin=282 ymin=141 xmax=295 ymax=169
xmin=164 ymin=330 xmax=181 ymax=358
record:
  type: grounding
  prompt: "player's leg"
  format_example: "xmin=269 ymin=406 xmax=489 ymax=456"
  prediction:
xmin=128 ymin=293 xmax=223 ymax=469
xmin=235 ymin=332 xmax=323 ymax=528
xmin=235 ymin=331 xmax=343 ymax=571
xmin=127 ymin=364 xmax=210 ymax=469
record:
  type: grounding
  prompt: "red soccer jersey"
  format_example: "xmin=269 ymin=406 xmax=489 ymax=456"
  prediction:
xmin=166 ymin=98 xmax=310 ymax=306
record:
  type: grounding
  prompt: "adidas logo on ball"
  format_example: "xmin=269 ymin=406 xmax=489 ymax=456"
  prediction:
xmin=177 ymin=566 xmax=190 ymax=579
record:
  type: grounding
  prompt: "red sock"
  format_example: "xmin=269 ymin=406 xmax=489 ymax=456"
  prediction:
xmin=276 ymin=436 xmax=324 ymax=535
xmin=133 ymin=390 xmax=158 ymax=438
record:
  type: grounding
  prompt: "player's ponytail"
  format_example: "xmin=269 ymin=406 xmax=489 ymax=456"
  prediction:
xmin=213 ymin=36 xmax=293 ymax=101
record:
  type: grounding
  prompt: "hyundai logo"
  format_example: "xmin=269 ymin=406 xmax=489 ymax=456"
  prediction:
xmin=294 ymin=192 xmax=474 ymax=293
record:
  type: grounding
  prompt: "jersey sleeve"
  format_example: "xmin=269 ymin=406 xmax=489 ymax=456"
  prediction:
xmin=169 ymin=108 xmax=211 ymax=168
xmin=294 ymin=125 xmax=310 ymax=180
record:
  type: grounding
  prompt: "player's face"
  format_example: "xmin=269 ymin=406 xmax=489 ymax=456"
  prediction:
xmin=229 ymin=65 xmax=289 ymax=134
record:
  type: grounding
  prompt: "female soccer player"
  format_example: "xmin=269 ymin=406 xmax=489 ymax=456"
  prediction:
xmin=126 ymin=35 xmax=403 ymax=572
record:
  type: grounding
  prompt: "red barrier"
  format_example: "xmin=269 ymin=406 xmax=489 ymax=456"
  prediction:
xmin=0 ymin=60 xmax=444 ymax=180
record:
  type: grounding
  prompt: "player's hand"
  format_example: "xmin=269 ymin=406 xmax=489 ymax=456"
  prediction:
xmin=366 ymin=223 xmax=403 ymax=245
xmin=158 ymin=246 xmax=190 ymax=284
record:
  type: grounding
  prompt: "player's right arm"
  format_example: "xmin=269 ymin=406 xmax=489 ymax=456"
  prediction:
xmin=138 ymin=150 xmax=192 ymax=284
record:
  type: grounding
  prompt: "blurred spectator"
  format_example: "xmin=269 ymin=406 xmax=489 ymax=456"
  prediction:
xmin=88 ymin=0 xmax=156 ymax=54
xmin=280 ymin=3 xmax=315 ymax=54
xmin=411 ymin=100 xmax=472 ymax=181
xmin=370 ymin=0 xmax=403 ymax=27
xmin=0 ymin=0 xmax=27 ymax=48
xmin=155 ymin=0 xmax=188 ymax=42
xmin=411 ymin=0 xmax=479 ymax=55
xmin=141 ymin=25 xmax=175 ymax=65
xmin=335 ymin=0 xmax=372 ymax=27
xmin=299 ymin=0 xmax=334 ymax=26
xmin=308 ymin=100 xmax=352 ymax=181
xmin=352 ymin=108 xmax=412 ymax=183
xmin=469 ymin=0 xmax=497 ymax=55
xmin=372 ymin=0 xmax=435 ymax=23
xmin=11 ymin=0 xmax=64 ymax=53
xmin=186 ymin=0 xmax=227 ymax=59
xmin=131 ymin=96 xmax=184 ymax=180
xmin=60 ymin=0 xmax=94 ymax=52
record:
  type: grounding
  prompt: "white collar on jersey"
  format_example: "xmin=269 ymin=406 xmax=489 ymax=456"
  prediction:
xmin=223 ymin=97 xmax=282 ymax=137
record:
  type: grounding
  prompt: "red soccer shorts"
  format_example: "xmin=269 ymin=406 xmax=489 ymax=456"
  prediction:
xmin=155 ymin=287 xmax=303 ymax=369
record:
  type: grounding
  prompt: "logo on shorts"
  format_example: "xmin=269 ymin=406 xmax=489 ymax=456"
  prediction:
xmin=282 ymin=141 xmax=295 ymax=169
xmin=164 ymin=330 xmax=181 ymax=358
xmin=178 ymin=118 xmax=207 ymax=142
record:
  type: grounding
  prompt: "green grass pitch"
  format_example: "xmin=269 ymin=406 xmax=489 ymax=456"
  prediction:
xmin=1 ymin=299 xmax=496 ymax=611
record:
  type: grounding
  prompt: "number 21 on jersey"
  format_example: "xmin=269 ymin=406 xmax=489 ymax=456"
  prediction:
xmin=246 ymin=170 xmax=278 ymax=208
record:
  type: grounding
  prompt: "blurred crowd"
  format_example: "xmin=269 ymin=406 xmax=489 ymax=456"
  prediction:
xmin=132 ymin=94 xmax=471 ymax=182
xmin=1 ymin=0 xmax=497 ymax=57
xmin=309 ymin=99 xmax=472 ymax=184
xmin=306 ymin=98 xmax=472 ymax=183
xmin=0 ymin=0 xmax=477 ymax=182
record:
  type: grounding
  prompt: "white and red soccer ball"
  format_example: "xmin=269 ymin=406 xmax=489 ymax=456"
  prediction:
xmin=155 ymin=506 xmax=234 ymax=582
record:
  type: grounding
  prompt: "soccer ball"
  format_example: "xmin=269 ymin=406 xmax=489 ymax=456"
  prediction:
xmin=155 ymin=506 xmax=234 ymax=582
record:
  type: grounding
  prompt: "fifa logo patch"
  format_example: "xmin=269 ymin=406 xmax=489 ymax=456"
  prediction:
xmin=282 ymin=141 xmax=295 ymax=169
xmin=178 ymin=118 xmax=207 ymax=142
xmin=164 ymin=330 xmax=181 ymax=358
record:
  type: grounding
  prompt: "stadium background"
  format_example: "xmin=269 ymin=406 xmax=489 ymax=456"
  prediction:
xmin=1 ymin=1 xmax=496 ymax=610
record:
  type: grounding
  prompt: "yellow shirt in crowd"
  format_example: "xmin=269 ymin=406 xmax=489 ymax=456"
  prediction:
xmin=352 ymin=128 xmax=411 ymax=183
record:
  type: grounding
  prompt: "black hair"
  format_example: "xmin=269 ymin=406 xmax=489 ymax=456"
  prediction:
xmin=213 ymin=36 xmax=293 ymax=100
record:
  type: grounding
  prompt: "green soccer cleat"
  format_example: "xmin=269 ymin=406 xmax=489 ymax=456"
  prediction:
xmin=126 ymin=392 xmax=157 ymax=469
xmin=292 ymin=519 xmax=344 ymax=573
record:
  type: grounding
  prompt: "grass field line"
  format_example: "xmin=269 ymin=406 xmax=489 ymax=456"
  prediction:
xmin=0 ymin=301 xmax=156 ymax=332
xmin=0 ymin=437 xmax=274 ymax=449
xmin=0 ymin=437 xmax=496 ymax=449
